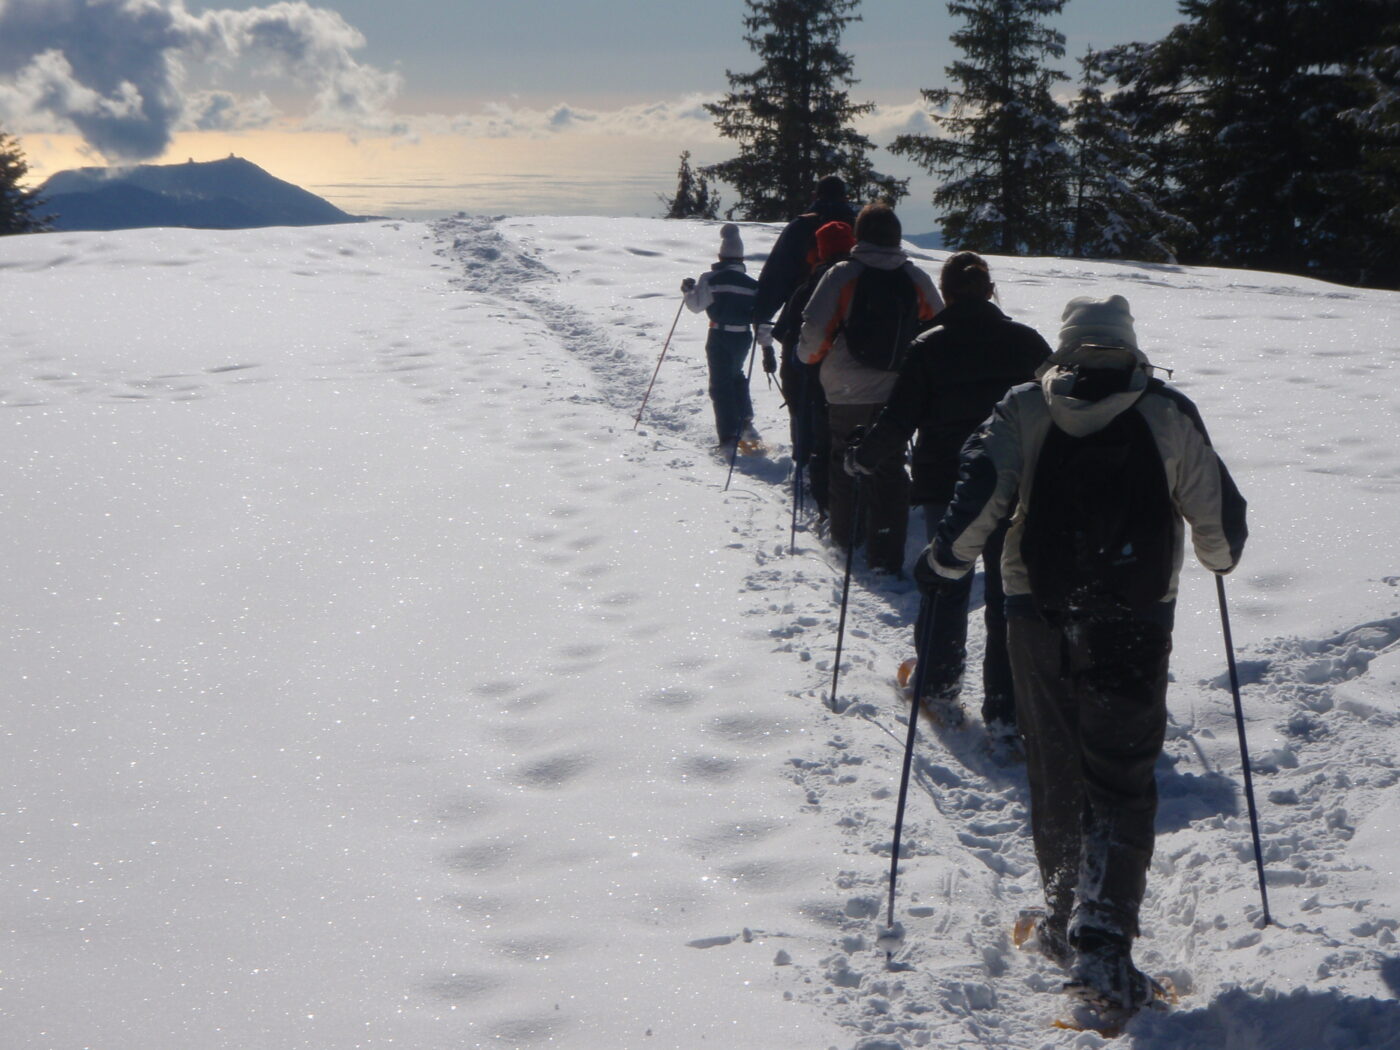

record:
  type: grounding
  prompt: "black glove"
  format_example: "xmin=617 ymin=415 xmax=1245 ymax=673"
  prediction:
xmin=681 ymin=277 xmax=696 ymax=293
xmin=843 ymin=443 xmax=875 ymax=477
xmin=913 ymin=548 xmax=954 ymax=595
xmin=762 ymin=346 xmax=778 ymax=374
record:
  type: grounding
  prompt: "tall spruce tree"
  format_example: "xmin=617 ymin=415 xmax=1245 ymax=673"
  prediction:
xmin=1105 ymin=0 xmax=1400 ymax=286
xmin=1067 ymin=48 xmax=1193 ymax=262
xmin=0 ymin=130 xmax=50 ymax=236
xmin=704 ymin=0 xmax=906 ymax=221
xmin=660 ymin=151 xmax=721 ymax=219
xmin=1341 ymin=16 xmax=1400 ymax=287
xmin=891 ymin=0 xmax=1072 ymax=255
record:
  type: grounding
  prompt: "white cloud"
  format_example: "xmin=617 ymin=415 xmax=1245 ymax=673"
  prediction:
xmin=0 ymin=0 xmax=402 ymax=161
xmin=186 ymin=89 xmax=279 ymax=132
xmin=407 ymin=93 xmax=722 ymax=142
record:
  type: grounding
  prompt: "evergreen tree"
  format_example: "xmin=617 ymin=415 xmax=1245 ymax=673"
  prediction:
xmin=1341 ymin=18 xmax=1400 ymax=286
xmin=891 ymin=0 xmax=1072 ymax=256
xmin=660 ymin=151 xmax=721 ymax=219
xmin=704 ymin=0 xmax=907 ymax=221
xmin=1067 ymin=48 xmax=1193 ymax=262
xmin=0 ymin=130 xmax=50 ymax=236
xmin=1106 ymin=0 xmax=1399 ymax=286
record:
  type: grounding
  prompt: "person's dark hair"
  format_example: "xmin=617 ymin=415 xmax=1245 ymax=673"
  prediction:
xmin=939 ymin=251 xmax=993 ymax=302
xmin=815 ymin=174 xmax=846 ymax=201
xmin=854 ymin=202 xmax=901 ymax=248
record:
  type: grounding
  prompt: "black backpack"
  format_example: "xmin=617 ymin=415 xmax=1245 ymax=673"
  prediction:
xmin=1021 ymin=394 xmax=1175 ymax=619
xmin=840 ymin=264 xmax=920 ymax=371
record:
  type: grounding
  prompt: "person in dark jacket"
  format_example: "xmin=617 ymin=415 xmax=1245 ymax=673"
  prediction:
xmin=850 ymin=253 xmax=1050 ymax=733
xmin=682 ymin=223 xmax=762 ymax=451
xmin=920 ymin=294 xmax=1247 ymax=1013
xmin=766 ymin=219 xmax=856 ymax=517
xmin=752 ymin=175 xmax=859 ymax=328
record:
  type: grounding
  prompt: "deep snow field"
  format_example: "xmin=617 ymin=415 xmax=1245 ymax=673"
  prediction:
xmin=1 ymin=214 xmax=1398 ymax=1050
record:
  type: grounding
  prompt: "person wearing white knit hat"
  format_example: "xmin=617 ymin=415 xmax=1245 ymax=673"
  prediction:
xmin=681 ymin=224 xmax=764 ymax=452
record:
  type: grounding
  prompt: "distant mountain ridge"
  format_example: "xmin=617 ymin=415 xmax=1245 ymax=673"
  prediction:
xmin=40 ymin=156 xmax=362 ymax=232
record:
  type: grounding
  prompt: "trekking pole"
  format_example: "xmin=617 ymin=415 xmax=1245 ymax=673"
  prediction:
xmin=789 ymin=364 xmax=809 ymax=555
xmin=1217 ymin=573 xmax=1272 ymax=926
xmin=884 ymin=582 xmax=939 ymax=954
xmin=828 ymin=474 xmax=862 ymax=711
xmin=632 ymin=297 xmax=686 ymax=430
xmin=789 ymin=464 xmax=803 ymax=555
xmin=723 ymin=334 xmax=760 ymax=492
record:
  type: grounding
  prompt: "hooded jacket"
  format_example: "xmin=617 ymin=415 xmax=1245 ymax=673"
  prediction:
xmin=930 ymin=343 xmax=1248 ymax=610
xmin=855 ymin=298 xmax=1051 ymax=503
xmin=796 ymin=243 xmax=943 ymax=406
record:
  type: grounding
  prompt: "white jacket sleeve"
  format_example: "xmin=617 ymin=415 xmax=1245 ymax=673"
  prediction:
xmin=797 ymin=264 xmax=848 ymax=364
xmin=684 ymin=272 xmax=715 ymax=313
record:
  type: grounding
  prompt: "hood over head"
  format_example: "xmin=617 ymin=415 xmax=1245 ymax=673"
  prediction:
xmin=1039 ymin=296 xmax=1154 ymax=436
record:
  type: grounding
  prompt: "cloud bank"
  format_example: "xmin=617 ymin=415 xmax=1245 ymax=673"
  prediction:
xmin=0 ymin=0 xmax=934 ymax=167
xmin=0 ymin=0 xmax=402 ymax=162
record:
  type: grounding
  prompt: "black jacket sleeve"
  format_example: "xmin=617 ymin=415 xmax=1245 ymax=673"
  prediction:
xmin=754 ymin=215 xmax=817 ymax=324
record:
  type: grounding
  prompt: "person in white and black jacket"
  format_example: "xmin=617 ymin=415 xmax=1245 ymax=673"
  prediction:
xmin=682 ymin=223 xmax=762 ymax=451
xmin=918 ymin=295 xmax=1247 ymax=1012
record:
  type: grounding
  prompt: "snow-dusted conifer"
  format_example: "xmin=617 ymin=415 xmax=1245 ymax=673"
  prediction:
xmin=704 ymin=0 xmax=907 ymax=221
xmin=661 ymin=151 xmax=721 ymax=220
xmin=1118 ymin=0 xmax=1399 ymax=286
xmin=0 ymin=130 xmax=50 ymax=236
xmin=1067 ymin=49 xmax=1193 ymax=263
xmin=891 ymin=0 xmax=1072 ymax=256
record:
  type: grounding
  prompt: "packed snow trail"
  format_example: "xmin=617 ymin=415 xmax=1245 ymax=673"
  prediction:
xmin=456 ymin=216 xmax=1400 ymax=1048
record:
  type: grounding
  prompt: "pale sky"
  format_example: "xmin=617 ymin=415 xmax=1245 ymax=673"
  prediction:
xmin=1 ymin=0 xmax=1184 ymax=232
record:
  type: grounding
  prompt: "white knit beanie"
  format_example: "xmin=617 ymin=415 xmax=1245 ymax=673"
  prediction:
xmin=1058 ymin=295 xmax=1138 ymax=353
xmin=719 ymin=223 xmax=744 ymax=259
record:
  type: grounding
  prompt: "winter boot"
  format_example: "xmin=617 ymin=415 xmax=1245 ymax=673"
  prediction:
xmin=1064 ymin=928 xmax=1154 ymax=1011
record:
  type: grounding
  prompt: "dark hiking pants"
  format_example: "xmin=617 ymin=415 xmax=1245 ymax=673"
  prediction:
xmin=915 ymin=503 xmax=1012 ymax=724
xmin=705 ymin=330 xmax=755 ymax=443
xmin=828 ymin=402 xmax=910 ymax=575
xmin=1008 ymin=610 xmax=1171 ymax=943
xmin=779 ymin=346 xmax=829 ymax=513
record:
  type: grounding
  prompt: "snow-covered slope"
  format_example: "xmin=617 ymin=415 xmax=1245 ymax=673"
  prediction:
xmin=0 ymin=216 xmax=1397 ymax=1049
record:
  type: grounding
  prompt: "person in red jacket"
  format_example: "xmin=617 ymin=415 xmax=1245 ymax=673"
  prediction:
xmin=766 ymin=219 xmax=856 ymax=518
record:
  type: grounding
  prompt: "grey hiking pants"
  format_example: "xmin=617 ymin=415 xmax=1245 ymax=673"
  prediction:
xmin=1008 ymin=609 xmax=1171 ymax=943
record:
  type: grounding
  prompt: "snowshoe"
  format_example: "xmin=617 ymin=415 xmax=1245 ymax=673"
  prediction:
xmin=1013 ymin=908 xmax=1072 ymax=969
xmin=1054 ymin=930 xmax=1173 ymax=1035
xmin=736 ymin=424 xmax=766 ymax=457
xmin=1053 ymin=976 xmax=1175 ymax=1037
xmin=895 ymin=658 xmax=965 ymax=728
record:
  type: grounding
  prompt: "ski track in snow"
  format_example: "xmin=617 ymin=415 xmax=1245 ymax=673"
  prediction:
xmin=416 ymin=217 xmax=1400 ymax=1048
